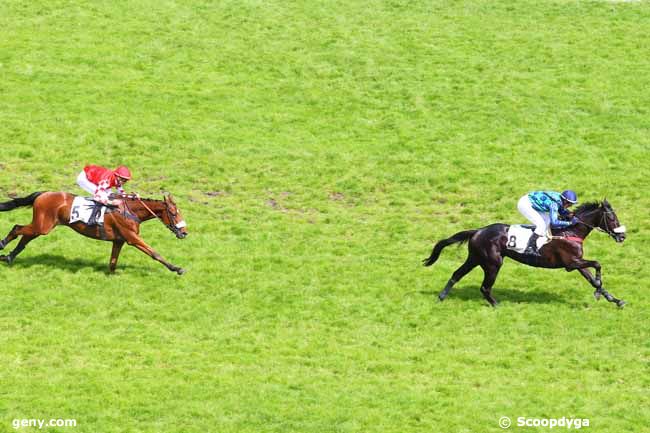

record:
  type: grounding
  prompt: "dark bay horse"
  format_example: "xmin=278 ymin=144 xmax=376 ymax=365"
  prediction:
xmin=423 ymin=200 xmax=627 ymax=307
xmin=0 ymin=192 xmax=188 ymax=274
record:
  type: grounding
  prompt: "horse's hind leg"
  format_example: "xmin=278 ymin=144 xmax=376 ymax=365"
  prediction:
xmin=438 ymin=256 xmax=478 ymax=301
xmin=0 ymin=235 xmax=39 ymax=265
xmin=0 ymin=219 xmax=56 ymax=264
xmin=0 ymin=224 xmax=24 ymax=250
xmin=2 ymin=203 xmax=59 ymax=251
xmin=479 ymin=260 xmax=503 ymax=307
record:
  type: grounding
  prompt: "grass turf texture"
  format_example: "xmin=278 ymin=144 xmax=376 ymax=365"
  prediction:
xmin=1 ymin=1 xmax=649 ymax=432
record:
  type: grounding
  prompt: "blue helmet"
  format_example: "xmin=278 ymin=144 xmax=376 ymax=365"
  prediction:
xmin=561 ymin=190 xmax=578 ymax=204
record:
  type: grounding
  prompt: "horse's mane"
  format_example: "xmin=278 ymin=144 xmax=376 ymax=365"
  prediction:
xmin=575 ymin=201 xmax=601 ymax=216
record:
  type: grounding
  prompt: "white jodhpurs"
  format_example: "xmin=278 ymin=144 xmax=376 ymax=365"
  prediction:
xmin=76 ymin=171 xmax=97 ymax=195
xmin=517 ymin=195 xmax=550 ymax=237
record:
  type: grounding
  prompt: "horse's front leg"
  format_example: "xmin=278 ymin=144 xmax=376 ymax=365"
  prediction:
xmin=109 ymin=240 xmax=125 ymax=273
xmin=577 ymin=268 xmax=602 ymax=298
xmin=570 ymin=261 xmax=624 ymax=307
xmin=591 ymin=261 xmax=602 ymax=288
xmin=568 ymin=258 xmax=600 ymax=289
xmin=583 ymin=260 xmax=611 ymax=302
xmin=125 ymin=234 xmax=185 ymax=275
xmin=592 ymin=284 xmax=625 ymax=307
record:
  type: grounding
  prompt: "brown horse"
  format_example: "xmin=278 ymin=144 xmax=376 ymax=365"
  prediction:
xmin=424 ymin=200 xmax=627 ymax=307
xmin=0 ymin=192 xmax=188 ymax=274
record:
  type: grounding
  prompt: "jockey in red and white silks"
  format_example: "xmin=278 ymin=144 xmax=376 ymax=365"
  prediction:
xmin=76 ymin=165 xmax=132 ymax=205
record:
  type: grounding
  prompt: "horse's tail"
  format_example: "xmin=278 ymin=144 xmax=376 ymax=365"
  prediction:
xmin=423 ymin=229 xmax=478 ymax=267
xmin=0 ymin=192 xmax=43 ymax=212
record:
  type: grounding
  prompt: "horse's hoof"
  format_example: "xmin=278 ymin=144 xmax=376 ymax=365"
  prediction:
xmin=616 ymin=300 xmax=626 ymax=308
xmin=0 ymin=255 xmax=13 ymax=265
xmin=177 ymin=268 xmax=186 ymax=275
xmin=438 ymin=295 xmax=445 ymax=302
xmin=593 ymin=290 xmax=602 ymax=301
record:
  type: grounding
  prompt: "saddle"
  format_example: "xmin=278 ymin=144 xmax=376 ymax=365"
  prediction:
xmin=88 ymin=202 xmax=104 ymax=226
xmin=506 ymin=225 xmax=550 ymax=254
xmin=70 ymin=197 xmax=110 ymax=226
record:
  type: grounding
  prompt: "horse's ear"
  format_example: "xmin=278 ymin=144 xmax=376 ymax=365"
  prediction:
xmin=603 ymin=198 xmax=613 ymax=211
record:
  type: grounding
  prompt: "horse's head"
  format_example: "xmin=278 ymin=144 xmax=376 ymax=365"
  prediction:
xmin=162 ymin=194 xmax=188 ymax=239
xmin=600 ymin=199 xmax=626 ymax=243
xmin=575 ymin=200 xmax=626 ymax=243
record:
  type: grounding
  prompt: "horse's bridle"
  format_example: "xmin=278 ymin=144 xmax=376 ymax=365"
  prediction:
xmin=574 ymin=207 xmax=626 ymax=238
xmin=163 ymin=204 xmax=187 ymax=237
xmin=137 ymin=198 xmax=187 ymax=238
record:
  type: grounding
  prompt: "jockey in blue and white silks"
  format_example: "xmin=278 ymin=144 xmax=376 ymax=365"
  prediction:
xmin=517 ymin=190 xmax=579 ymax=256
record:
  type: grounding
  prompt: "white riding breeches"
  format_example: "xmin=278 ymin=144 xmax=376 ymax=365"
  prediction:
xmin=76 ymin=171 xmax=97 ymax=195
xmin=517 ymin=195 xmax=550 ymax=237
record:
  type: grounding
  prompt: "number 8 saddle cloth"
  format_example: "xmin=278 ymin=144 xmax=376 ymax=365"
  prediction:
xmin=506 ymin=225 xmax=551 ymax=254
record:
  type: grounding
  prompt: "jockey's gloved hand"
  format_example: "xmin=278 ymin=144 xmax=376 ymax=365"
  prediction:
xmin=571 ymin=217 xmax=580 ymax=225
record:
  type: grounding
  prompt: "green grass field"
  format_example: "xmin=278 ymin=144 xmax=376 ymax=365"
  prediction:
xmin=1 ymin=1 xmax=649 ymax=432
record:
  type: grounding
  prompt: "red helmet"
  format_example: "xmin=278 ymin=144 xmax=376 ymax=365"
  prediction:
xmin=114 ymin=165 xmax=132 ymax=180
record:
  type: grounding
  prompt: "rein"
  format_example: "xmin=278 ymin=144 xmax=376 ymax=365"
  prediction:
xmin=135 ymin=197 xmax=186 ymax=236
xmin=564 ymin=236 xmax=584 ymax=243
xmin=137 ymin=198 xmax=165 ymax=224
xmin=573 ymin=206 xmax=625 ymax=237
xmin=116 ymin=195 xmax=168 ymax=227
xmin=575 ymin=209 xmax=609 ymax=234
xmin=550 ymin=205 xmax=616 ymax=244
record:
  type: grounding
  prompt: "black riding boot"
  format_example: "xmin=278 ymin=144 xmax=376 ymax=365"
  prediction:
xmin=524 ymin=233 xmax=541 ymax=256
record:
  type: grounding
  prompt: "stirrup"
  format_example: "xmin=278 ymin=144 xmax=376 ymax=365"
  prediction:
xmin=524 ymin=235 xmax=541 ymax=256
xmin=524 ymin=246 xmax=540 ymax=256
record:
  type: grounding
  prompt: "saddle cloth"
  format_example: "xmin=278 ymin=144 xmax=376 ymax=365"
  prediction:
xmin=506 ymin=224 xmax=551 ymax=254
xmin=70 ymin=197 xmax=106 ymax=225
